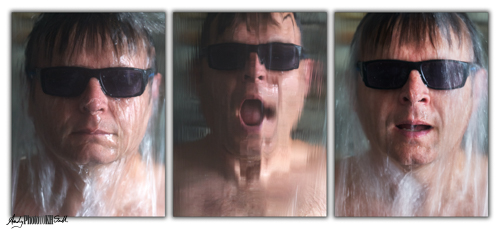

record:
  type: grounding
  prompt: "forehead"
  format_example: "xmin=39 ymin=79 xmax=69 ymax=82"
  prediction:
xmin=209 ymin=13 xmax=301 ymax=45
xmin=357 ymin=14 xmax=475 ymax=63
xmin=35 ymin=34 xmax=150 ymax=69
xmin=362 ymin=29 xmax=474 ymax=63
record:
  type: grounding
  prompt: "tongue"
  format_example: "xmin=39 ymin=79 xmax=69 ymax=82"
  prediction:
xmin=241 ymin=100 xmax=264 ymax=126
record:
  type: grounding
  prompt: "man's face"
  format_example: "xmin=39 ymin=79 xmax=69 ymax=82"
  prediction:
xmin=356 ymin=32 xmax=475 ymax=167
xmin=30 ymin=41 xmax=155 ymax=166
xmin=199 ymin=13 xmax=310 ymax=159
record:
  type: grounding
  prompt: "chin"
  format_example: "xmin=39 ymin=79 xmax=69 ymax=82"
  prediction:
xmin=61 ymin=145 xmax=121 ymax=166
xmin=388 ymin=145 xmax=438 ymax=167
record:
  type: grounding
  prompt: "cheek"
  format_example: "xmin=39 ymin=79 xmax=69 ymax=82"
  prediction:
xmin=434 ymin=88 xmax=473 ymax=139
xmin=203 ymin=72 xmax=237 ymax=111
xmin=31 ymin=92 xmax=74 ymax=139
xmin=281 ymin=75 xmax=301 ymax=105
xmin=356 ymin=85 xmax=393 ymax=138
xmin=111 ymin=96 xmax=152 ymax=150
xmin=279 ymin=73 xmax=305 ymax=126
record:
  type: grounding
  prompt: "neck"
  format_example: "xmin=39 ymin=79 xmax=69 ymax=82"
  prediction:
xmin=207 ymin=134 xmax=294 ymax=186
xmin=407 ymin=149 xmax=464 ymax=188
xmin=43 ymin=151 xmax=143 ymax=215
xmin=368 ymin=144 xmax=467 ymax=207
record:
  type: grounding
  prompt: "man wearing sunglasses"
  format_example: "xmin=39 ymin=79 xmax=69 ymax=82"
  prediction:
xmin=335 ymin=13 xmax=488 ymax=216
xmin=174 ymin=13 xmax=326 ymax=216
xmin=13 ymin=13 xmax=165 ymax=216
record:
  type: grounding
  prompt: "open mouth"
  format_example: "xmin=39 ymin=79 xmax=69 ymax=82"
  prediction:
xmin=240 ymin=99 xmax=275 ymax=126
xmin=396 ymin=124 xmax=432 ymax=132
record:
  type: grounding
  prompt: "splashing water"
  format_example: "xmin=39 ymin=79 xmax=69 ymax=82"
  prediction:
xmin=334 ymin=13 xmax=488 ymax=216
xmin=11 ymin=13 xmax=166 ymax=216
xmin=172 ymin=12 xmax=327 ymax=216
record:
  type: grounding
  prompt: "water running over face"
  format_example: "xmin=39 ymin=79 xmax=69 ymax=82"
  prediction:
xmin=335 ymin=13 xmax=488 ymax=216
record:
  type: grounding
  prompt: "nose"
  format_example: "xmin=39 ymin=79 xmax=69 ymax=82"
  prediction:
xmin=399 ymin=70 xmax=430 ymax=105
xmin=79 ymin=78 xmax=108 ymax=115
xmin=243 ymin=52 xmax=267 ymax=83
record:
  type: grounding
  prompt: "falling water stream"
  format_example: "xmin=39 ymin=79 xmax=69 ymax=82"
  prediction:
xmin=334 ymin=13 xmax=488 ymax=216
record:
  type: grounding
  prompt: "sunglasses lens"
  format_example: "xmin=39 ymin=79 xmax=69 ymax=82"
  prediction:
xmin=207 ymin=43 xmax=301 ymax=71
xmin=364 ymin=61 xmax=409 ymax=89
xmin=39 ymin=68 xmax=148 ymax=98
xmin=208 ymin=44 xmax=246 ymax=70
xmin=421 ymin=61 xmax=466 ymax=89
xmin=101 ymin=69 xmax=145 ymax=97
xmin=40 ymin=68 xmax=88 ymax=97
xmin=266 ymin=44 xmax=300 ymax=71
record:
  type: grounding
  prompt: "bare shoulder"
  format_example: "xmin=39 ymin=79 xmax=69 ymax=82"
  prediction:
xmin=289 ymin=140 xmax=326 ymax=186
xmin=173 ymin=138 xmax=232 ymax=216
xmin=153 ymin=163 xmax=166 ymax=216
xmin=334 ymin=155 xmax=373 ymax=216
xmin=476 ymin=153 xmax=489 ymax=174
xmin=460 ymin=152 xmax=488 ymax=192
xmin=467 ymin=153 xmax=488 ymax=200
xmin=334 ymin=156 xmax=354 ymax=197
xmin=174 ymin=139 xmax=205 ymax=163
xmin=334 ymin=156 xmax=359 ymax=185
xmin=290 ymin=140 xmax=326 ymax=167
xmin=123 ymin=155 xmax=166 ymax=216
xmin=455 ymin=153 xmax=488 ymax=216
xmin=289 ymin=140 xmax=327 ymax=216
xmin=173 ymin=138 xmax=215 ymax=181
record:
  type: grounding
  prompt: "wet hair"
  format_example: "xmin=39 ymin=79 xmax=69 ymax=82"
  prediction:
xmin=350 ymin=13 xmax=487 ymax=68
xmin=199 ymin=12 xmax=303 ymax=50
xmin=25 ymin=13 xmax=164 ymax=78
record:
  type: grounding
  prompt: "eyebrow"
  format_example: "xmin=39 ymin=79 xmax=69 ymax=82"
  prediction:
xmin=282 ymin=13 xmax=294 ymax=23
xmin=280 ymin=13 xmax=299 ymax=41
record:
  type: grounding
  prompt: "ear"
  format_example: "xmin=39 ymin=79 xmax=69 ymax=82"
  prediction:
xmin=300 ymin=59 xmax=315 ymax=97
xmin=152 ymin=73 xmax=162 ymax=100
xmin=472 ymin=67 xmax=487 ymax=112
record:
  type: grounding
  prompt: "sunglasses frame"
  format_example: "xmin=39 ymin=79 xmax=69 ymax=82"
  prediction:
xmin=356 ymin=59 xmax=477 ymax=90
xmin=28 ymin=66 xmax=155 ymax=98
xmin=201 ymin=42 xmax=305 ymax=71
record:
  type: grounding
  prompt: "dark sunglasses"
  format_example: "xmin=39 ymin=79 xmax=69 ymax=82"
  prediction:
xmin=356 ymin=59 xmax=477 ymax=90
xmin=28 ymin=67 xmax=155 ymax=98
xmin=201 ymin=42 xmax=305 ymax=71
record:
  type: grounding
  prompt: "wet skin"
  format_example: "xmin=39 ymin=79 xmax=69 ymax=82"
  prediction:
xmin=335 ymin=29 xmax=488 ymax=216
xmin=174 ymin=13 xmax=326 ymax=216
xmin=29 ymin=46 xmax=154 ymax=166
xmin=15 ymin=40 xmax=165 ymax=216
xmin=175 ymin=137 xmax=326 ymax=216
xmin=198 ymin=13 xmax=310 ymax=160
xmin=356 ymin=33 xmax=475 ymax=168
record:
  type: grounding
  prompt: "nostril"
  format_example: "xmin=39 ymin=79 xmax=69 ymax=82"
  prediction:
xmin=258 ymin=76 xmax=263 ymax=80
xmin=245 ymin=75 xmax=251 ymax=80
